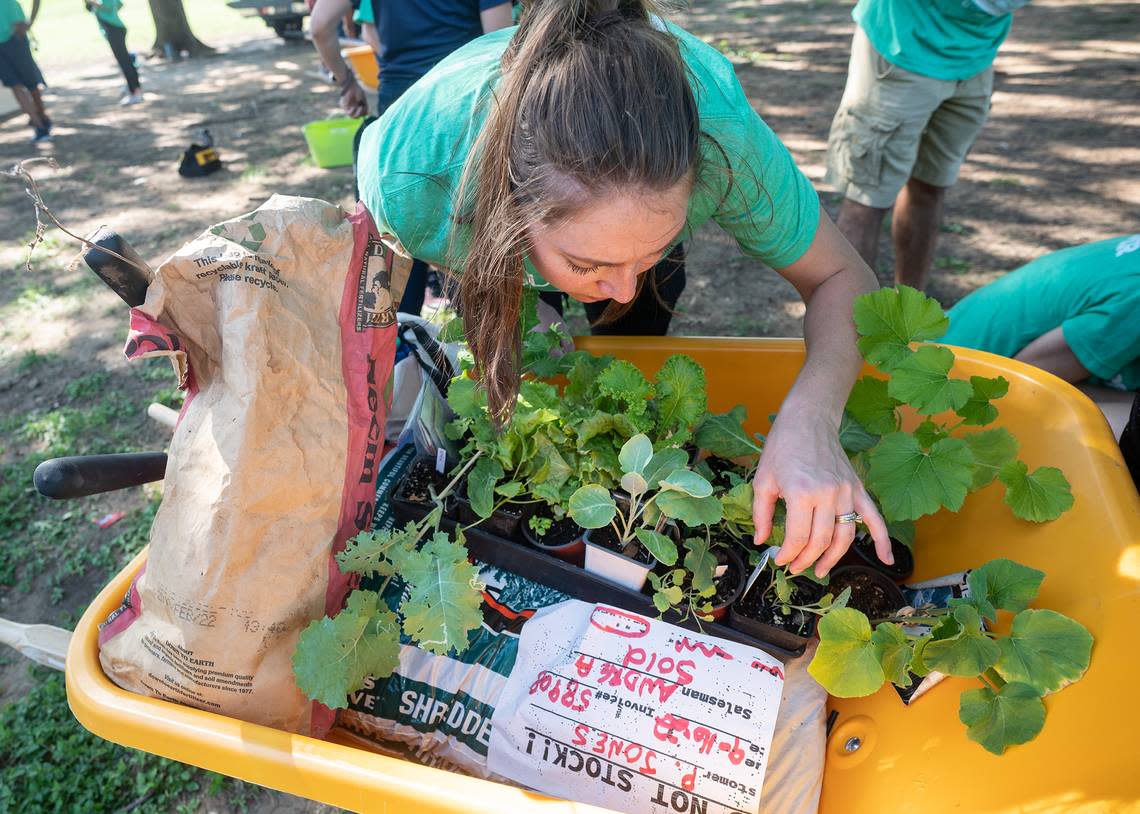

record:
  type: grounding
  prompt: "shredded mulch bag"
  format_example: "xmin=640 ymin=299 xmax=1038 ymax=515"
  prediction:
xmin=98 ymin=195 xmax=410 ymax=736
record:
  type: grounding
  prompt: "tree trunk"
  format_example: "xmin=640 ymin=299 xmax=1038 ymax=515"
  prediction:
xmin=148 ymin=0 xmax=214 ymax=58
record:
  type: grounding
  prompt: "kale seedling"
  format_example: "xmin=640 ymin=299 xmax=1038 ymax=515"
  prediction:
xmin=291 ymin=454 xmax=486 ymax=709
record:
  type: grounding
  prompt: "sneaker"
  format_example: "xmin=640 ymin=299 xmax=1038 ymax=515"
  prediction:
xmin=120 ymin=91 xmax=144 ymax=106
xmin=31 ymin=125 xmax=52 ymax=143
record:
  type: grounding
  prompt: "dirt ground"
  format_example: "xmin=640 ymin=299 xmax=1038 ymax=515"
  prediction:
xmin=0 ymin=0 xmax=1136 ymax=811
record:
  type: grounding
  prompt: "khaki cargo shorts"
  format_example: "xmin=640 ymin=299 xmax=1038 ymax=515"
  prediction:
xmin=825 ymin=26 xmax=994 ymax=209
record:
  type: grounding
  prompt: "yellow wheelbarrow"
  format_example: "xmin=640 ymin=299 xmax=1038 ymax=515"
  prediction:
xmin=65 ymin=337 xmax=1140 ymax=813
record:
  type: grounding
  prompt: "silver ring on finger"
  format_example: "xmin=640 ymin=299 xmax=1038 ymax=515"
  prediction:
xmin=835 ymin=511 xmax=862 ymax=524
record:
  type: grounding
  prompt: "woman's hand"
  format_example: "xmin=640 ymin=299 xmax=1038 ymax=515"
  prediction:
xmin=751 ymin=411 xmax=891 ymax=578
xmin=759 ymin=209 xmax=892 ymax=578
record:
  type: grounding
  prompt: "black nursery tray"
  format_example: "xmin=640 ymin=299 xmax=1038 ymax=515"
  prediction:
xmin=389 ymin=495 xmax=804 ymax=662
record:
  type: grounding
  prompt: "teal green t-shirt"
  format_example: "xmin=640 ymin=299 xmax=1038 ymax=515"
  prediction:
xmin=353 ymin=0 xmax=373 ymax=25
xmin=942 ymin=235 xmax=1140 ymax=391
xmin=356 ymin=22 xmax=820 ymax=291
xmin=0 ymin=0 xmax=26 ymax=43
xmin=853 ymin=0 xmax=1014 ymax=81
xmin=91 ymin=0 xmax=126 ymax=29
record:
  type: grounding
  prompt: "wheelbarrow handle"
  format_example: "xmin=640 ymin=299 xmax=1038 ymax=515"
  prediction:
xmin=83 ymin=227 xmax=152 ymax=308
xmin=33 ymin=452 xmax=168 ymax=499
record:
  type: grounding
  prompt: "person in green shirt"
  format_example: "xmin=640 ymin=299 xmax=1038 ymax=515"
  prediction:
xmin=0 ymin=0 xmax=51 ymax=142
xmin=357 ymin=0 xmax=895 ymax=579
xmin=825 ymin=0 xmax=1026 ymax=290
xmin=85 ymin=0 xmax=142 ymax=105
xmin=941 ymin=234 xmax=1140 ymax=437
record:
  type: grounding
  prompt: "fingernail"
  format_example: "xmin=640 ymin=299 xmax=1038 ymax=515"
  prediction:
xmin=886 ymin=554 xmax=895 ymax=565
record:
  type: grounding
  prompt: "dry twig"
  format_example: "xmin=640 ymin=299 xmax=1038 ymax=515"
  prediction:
xmin=3 ymin=157 xmax=150 ymax=275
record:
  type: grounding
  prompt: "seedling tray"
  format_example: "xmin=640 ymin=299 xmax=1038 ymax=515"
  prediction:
xmin=390 ymin=497 xmax=803 ymax=660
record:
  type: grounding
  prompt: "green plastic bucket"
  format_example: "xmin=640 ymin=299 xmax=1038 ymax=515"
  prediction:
xmin=302 ymin=117 xmax=365 ymax=169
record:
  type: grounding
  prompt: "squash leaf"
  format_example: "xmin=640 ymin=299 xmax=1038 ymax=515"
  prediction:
xmin=998 ymin=460 xmax=1075 ymax=522
xmin=957 ymin=375 xmax=1010 ymax=427
xmin=872 ymin=622 xmax=914 ymax=687
xmin=809 ymin=608 xmax=885 ymax=697
xmin=959 ymin=683 xmax=1045 ymax=755
xmin=964 ymin=428 xmax=1019 ymax=490
xmin=994 ymin=609 xmax=1093 ymax=694
xmin=852 ymin=286 xmax=949 ymax=371
xmin=967 ymin=558 xmax=1043 ymax=621
xmin=866 ymin=433 xmax=975 ymax=521
xmin=845 ymin=377 xmax=900 ymax=436
xmin=887 ymin=345 xmax=973 ymax=415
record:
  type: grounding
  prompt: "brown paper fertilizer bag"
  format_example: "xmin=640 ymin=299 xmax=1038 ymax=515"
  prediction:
xmin=98 ymin=194 xmax=409 ymax=736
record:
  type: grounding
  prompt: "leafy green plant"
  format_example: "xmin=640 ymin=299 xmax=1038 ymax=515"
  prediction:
xmin=445 ymin=303 xmax=711 ymax=520
xmin=645 ymin=535 xmax=722 ymax=620
xmin=845 ymin=286 xmax=1074 ymax=525
xmin=292 ymin=459 xmax=485 ymax=709
xmin=808 ymin=558 xmax=1093 ymax=754
xmin=568 ymin=433 xmax=722 ymax=570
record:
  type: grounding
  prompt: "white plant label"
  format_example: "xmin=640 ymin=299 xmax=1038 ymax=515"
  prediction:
xmin=488 ymin=601 xmax=784 ymax=814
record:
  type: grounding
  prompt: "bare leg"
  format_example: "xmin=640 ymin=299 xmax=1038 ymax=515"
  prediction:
xmin=892 ymin=177 xmax=946 ymax=289
xmin=29 ymin=86 xmax=47 ymax=122
xmin=10 ymin=86 xmax=45 ymax=130
xmin=836 ymin=198 xmax=889 ymax=271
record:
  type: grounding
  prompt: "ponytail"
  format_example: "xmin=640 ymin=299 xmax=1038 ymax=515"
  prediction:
xmin=452 ymin=0 xmax=699 ymax=423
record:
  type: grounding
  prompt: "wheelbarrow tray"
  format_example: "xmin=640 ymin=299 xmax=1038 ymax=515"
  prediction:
xmin=66 ymin=337 xmax=1140 ymax=813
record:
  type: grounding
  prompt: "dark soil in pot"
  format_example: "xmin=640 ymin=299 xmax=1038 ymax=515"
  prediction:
xmin=732 ymin=576 xmax=825 ymax=637
xmin=839 ymin=533 xmax=915 ymax=582
xmin=394 ymin=457 xmax=452 ymax=506
xmin=522 ymin=504 xmax=586 ymax=565
xmin=708 ymin=547 xmax=745 ymax=619
xmin=588 ymin=525 xmax=655 ymax=565
xmin=828 ymin=565 xmax=907 ymax=620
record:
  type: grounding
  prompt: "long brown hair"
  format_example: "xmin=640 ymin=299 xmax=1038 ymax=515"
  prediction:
xmin=453 ymin=0 xmax=700 ymax=422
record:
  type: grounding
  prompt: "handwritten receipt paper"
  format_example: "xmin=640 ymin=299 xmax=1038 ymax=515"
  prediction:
xmin=488 ymin=601 xmax=784 ymax=814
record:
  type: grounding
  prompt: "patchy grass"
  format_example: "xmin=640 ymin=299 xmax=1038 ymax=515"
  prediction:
xmin=0 ymin=667 xmax=261 ymax=813
xmin=935 ymin=256 xmax=971 ymax=274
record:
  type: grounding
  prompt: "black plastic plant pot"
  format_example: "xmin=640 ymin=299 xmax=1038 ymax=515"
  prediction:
xmin=707 ymin=547 xmax=746 ymax=622
xmin=827 ymin=565 xmax=907 ymax=620
xmin=838 ymin=532 xmax=915 ymax=582
xmin=728 ymin=576 xmax=826 ymax=653
xmin=390 ymin=456 xmax=453 ymax=523
xmin=450 ymin=483 xmax=527 ymax=540
xmin=521 ymin=505 xmax=586 ymax=566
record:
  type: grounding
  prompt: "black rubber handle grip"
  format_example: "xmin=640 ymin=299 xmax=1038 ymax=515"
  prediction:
xmin=33 ymin=453 xmax=168 ymax=499
xmin=83 ymin=227 xmax=152 ymax=307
